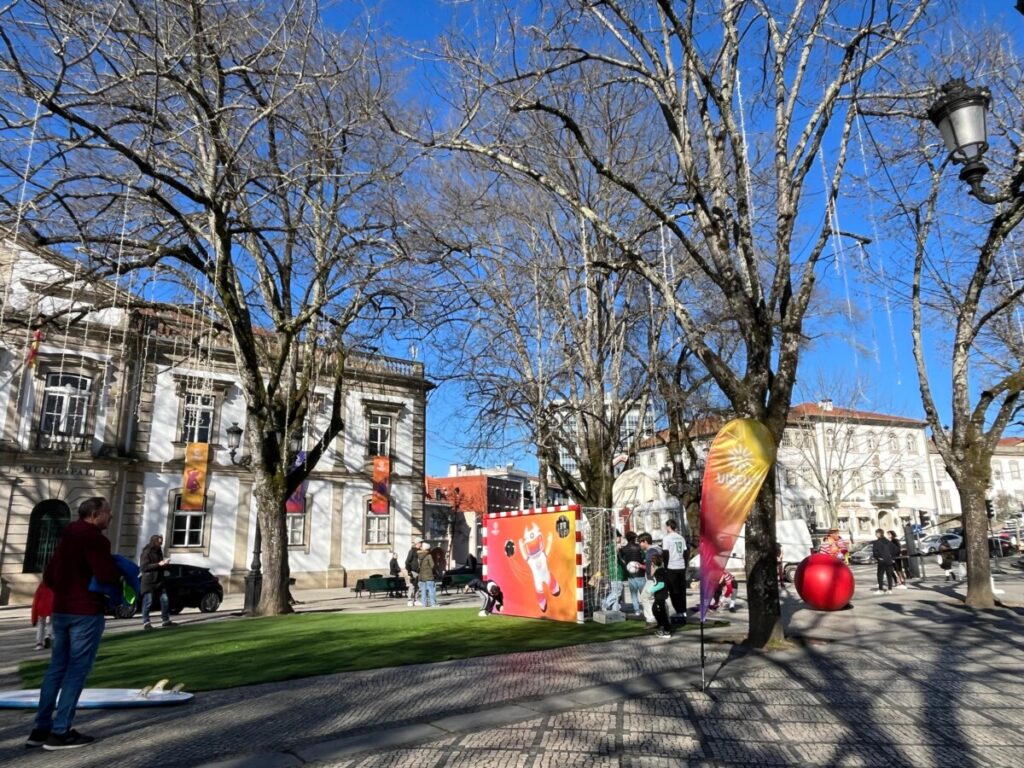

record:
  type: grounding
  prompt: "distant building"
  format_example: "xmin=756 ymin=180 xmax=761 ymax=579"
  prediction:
xmin=424 ymin=464 xmax=568 ymax=565
xmin=628 ymin=399 xmax=1024 ymax=542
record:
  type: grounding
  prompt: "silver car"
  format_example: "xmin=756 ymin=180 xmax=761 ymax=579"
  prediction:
xmin=918 ymin=533 xmax=962 ymax=554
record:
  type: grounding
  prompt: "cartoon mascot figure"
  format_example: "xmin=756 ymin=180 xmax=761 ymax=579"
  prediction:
xmin=518 ymin=521 xmax=561 ymax=612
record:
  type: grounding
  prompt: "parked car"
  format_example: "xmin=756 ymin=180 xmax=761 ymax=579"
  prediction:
xmin=918 ymin=533 xmax=963 ymax=554
xmin=847 ymin=540 xmax=875 ymax=564
xmin=112 ymin=564 xmax=223 ymax=618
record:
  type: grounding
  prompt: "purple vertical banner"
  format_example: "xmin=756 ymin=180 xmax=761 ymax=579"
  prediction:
xmin=286 ymin=451 xmax=307 ymax=514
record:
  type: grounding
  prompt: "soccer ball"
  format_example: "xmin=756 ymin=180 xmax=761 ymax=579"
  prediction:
xmin=626 ymin=561 xmax=643 ymax=574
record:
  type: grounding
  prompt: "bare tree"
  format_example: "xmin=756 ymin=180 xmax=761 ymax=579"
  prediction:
xmin=861 ymin=22 xmax=1024 ymax=608
xmin=422 ymin=152 xmax=652 ymax=507
xmin=0 ymin=0 xmax=417 ymax=614
xmin=388 ymin=0 xmax=932 ymax=646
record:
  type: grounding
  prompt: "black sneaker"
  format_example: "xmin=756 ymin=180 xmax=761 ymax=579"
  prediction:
xmin=161 ymin=620 xmax=177 ymax=628
xmin=25 ymin=728 xmax=49 ymax=748
xmin=42 ymin=729 xmax=95 ymax=750
xmin=143 ymin=622 xmax=153 ymax=631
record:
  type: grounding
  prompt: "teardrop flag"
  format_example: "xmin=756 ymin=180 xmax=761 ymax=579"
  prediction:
xmin=699 ymin=418 xmax=776 ymax=622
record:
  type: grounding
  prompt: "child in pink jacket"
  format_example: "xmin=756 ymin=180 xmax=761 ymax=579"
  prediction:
xmin=31 ymin=582 xmax=54 ymax=651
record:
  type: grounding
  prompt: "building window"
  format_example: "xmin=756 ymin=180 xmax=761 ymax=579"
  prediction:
xmin=23 ymin=500 xmax=71 ymax=573
xmin=911 ymin=473 xmax=924 ymax=494
xmin=171 ymin=494 xmax=206 ymax=547
xmin=865 ymin=432 xmax=876 ymax=453
xmin=826 ymin=428 xmax=836 ymax=447
xmin=781 ymin=431 xmax=792 ymax=447
xmin=894 ymin=472 xmax=906 ymax=493
xmin=287 ymin=511 xmax=306 ymax=547
xmin=365 ymin=499 xmax=390 ymax=546
xmin=888 ymin=433 xmax=898 ymax=453
xmin=993 ymin=461 xmax=1003 ymax=482
xmin=1011 ymin=461 xmax=1021 ymax=480
xmin=872 ymin=472 xmax=884 ymax=494
xmin=368 ymin=414 xmax=392 ymax=457
xmin=939 ymin=490 xmax=952 ymax=514
xmin=38 ymin=373 xmax=91 ymax=449
xmin=180 ymin=392 xmax=216 ymax=443
xmin=906 ymin=434 xmax=917 ymax=454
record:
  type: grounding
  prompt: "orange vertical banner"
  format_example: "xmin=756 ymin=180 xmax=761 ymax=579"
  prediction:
xmin=698 ymin=419 xmax=776 ymax=622
xmin=181 ymin=443 xmax=210 ymax=511
xmin=371 ymin=456 xmax=390 ymax=514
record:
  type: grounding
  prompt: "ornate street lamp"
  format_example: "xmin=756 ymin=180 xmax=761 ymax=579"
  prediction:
xmin=226 ymin=422 xmax=244 ymax=464
xmin=659 ymin=459 xmax=706 ymax=539
xmin=927 ymin=78 xmax=1022 ymax=205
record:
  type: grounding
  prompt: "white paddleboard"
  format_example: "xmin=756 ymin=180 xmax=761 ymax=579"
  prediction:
xmin=0 ymin=688 xmax=193 ymax=709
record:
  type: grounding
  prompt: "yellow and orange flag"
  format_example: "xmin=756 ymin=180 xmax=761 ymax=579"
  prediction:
xmin=698 ymin=418 xmax=776 ymax=621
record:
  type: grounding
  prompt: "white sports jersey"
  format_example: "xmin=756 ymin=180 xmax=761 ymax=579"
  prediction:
xmin=662 ymin=531 xmax=687 ymax=569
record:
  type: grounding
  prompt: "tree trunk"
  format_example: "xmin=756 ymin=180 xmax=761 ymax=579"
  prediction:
xmin=959 ymin=482 xmax=995 ymax=609
xmin=251 ymin=467 xmax=293 ymax=616
xmin=744 ymin=470 xmax=784 ymax=646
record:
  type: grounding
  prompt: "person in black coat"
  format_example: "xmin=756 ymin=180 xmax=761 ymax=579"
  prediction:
xmin=871 ymin=528 xmax=896 ymax=593
xmin=139 ymin=534 xmax=174 ymax=629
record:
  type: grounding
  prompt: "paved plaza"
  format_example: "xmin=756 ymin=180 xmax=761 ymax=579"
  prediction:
xmin=0 ymin=565 xmax=1021 ymax=767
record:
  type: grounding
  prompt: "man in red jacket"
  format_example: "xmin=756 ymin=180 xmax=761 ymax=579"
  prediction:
xmin=26 ymin=497 xmax=119 ymax=751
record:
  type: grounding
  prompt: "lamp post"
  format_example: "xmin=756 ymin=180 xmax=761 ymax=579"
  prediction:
xmin=927 ymin=78 xmax=1022 ymax=205
xmin=226 ymin=422 xmax=244 ymax=464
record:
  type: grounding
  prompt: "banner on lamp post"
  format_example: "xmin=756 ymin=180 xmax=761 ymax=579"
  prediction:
xmin=699 ymin=418 xmax=776 ymax=622
xmin=371 ymin=456 xmax=390 ymax=514
xmin=285 ymin=451 xmax=307 ymax=515
xmin=181 ymin=443 xmax=210 ymax=511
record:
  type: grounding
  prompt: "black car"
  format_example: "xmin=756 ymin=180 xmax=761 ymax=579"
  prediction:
xmin=113 ymin=563 xmax=223 ymax=618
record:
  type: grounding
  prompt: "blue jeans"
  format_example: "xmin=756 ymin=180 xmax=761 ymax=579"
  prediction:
xmin=602 ymin=580 xmax=623 ymax=611
xmin=421 ymin=580 xmax=437 ymax=607
xmin=142 ymin=590 xmax=169 ymax=625
xmin=627 ymin=576 xmax=646 ymax=613
xmin=35 ymin=613 xmax=105 ymax=734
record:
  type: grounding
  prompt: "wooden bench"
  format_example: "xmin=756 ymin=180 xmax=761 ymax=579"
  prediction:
xmin=353 ymin=576 xmax=407 ymax=598
xmin=441 ymin=572 xmax=478 ymax=595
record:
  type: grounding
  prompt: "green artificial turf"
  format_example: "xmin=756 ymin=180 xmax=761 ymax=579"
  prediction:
xmin=20 ymin=609 xmax=724 ymax=692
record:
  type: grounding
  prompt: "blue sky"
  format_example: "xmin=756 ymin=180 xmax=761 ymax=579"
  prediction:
xmin=322 ymin=1 xmax=1024 ymax=476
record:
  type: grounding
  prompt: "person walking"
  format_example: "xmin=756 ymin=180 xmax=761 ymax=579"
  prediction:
xmin=601 ymin=530 xmax=625 ymax=612
xmin=938 ymin=541 xmax=955 ymax=581
xmin=661 ymin=519 xmax=688 ymax=619
xmin=887 ymin=531 xmax=907 ymax=588
xmin=417 ymin=542 xmax=438 ymax=607
xmin=27 ymin=497 xmax=119 ymax=751
xmin=871 ymin=528 xmax=896 ymax=594
xmin=637 ymin=533 xmax=662 ymax=626
xmin=619 ymin=531 xmax=645 ymax=617
xmin=647 ymin=553 xmax=673 ymax=638
xmin=405 ymin=540 xmax=422 ymax=606
xmin=139 ymin=534 xmax=174 ymax=630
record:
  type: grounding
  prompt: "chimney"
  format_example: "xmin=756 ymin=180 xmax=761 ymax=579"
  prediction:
xmin=818 ymin=398 xmax=833 ymax=412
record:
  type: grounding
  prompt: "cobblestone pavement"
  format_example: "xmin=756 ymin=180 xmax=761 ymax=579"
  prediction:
xmin=0 ymin=567 xmax=1021 ymax=768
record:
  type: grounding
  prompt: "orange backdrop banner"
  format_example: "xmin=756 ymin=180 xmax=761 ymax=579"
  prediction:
xmin=483 ymin=508 xmax=579 ymax=623
xmin=371 ymin=456 xmax=390 ymax=515
xmin=698 ymin=419 xmax=776 ymax=621
xmin=180 ymin=443 xmax=210 ymax=511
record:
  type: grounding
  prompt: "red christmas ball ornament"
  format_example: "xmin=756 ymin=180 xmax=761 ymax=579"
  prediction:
xmin=794 ymin=553 xmax=855 ymax=611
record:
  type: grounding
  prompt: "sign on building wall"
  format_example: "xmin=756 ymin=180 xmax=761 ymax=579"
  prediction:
xmin=371 ymin=456 xmax=390 ymax=514
xmin=180 ymin=443 xmax=209 ymax=511
xmin=483 ymin=505 xmax=582 ymax=623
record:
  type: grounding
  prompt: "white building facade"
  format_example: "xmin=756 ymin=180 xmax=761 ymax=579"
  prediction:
xmin=0 ymin=238 xmax=430 ymax=604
